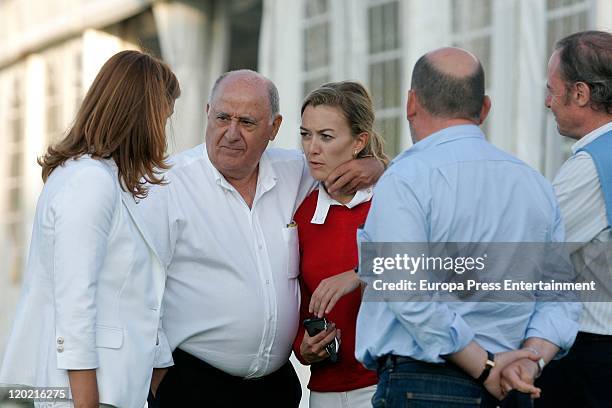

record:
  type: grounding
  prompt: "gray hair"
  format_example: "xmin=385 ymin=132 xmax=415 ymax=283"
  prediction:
xmin=209 ymin=70 xmax=280 ymax=118
xmin=555 ymin=30 xmax=612 ymax=114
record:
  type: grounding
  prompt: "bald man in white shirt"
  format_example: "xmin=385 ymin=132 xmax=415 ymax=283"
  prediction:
xmin=141 ymin=70 xmax=383 ymax=407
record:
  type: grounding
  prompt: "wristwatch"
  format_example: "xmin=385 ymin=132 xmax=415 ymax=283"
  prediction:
xmin=476 ymin=350 xmax=496 ymax=385
xmin=535 ymin=356 xmax=546 ymax=378
xmin=524 ymin=346 xmax=546 ymax=378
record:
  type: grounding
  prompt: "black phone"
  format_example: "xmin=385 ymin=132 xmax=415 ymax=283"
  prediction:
xmin=303 ymin=317 xmax=327 ymax=336
xmin=303 ymin=317 xmax=338 ymax=362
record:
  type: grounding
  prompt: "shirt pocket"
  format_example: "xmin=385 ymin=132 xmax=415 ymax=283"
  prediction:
xmin=282 ymin=224 xmax=300 ymax=279
xmin=95 ymin=325 xmax=124 ymax=349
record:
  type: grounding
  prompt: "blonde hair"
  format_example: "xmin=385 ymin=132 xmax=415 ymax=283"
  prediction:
xmin=38 ymin=50 xmax=180 ymax=199
xmin=302 ymin=81 xmax=389 ymax=166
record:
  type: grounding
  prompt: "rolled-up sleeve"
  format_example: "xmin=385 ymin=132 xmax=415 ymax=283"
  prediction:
xmin=386 ymin=302 xmax=475 ymax=362
xmin=526 ymin=193 xmax=581 ymax=358
xmin=51 ymin=165 xmax=117 ymax=369
xmin=525 ymin=303 xmax=580 ymax=358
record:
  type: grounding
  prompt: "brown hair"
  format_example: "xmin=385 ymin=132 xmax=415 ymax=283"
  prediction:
xmin=38 ymin=50 xmax=180 ymax=198
xmin=301 ymin=81 xmax=389 ymax=165
xmin=555 ymin=30 xmax=612 ymax=114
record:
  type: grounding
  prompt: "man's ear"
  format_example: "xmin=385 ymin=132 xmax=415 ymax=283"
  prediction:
xmin=478 ymin=95 xmax=491 ymax=124
xmin=407 ymin=89 xmax=417 ymax=120
xmin=574 ymin=82 xmax=591 ymax=108
xmin=270 ymin=114 xmax=283 ymax=141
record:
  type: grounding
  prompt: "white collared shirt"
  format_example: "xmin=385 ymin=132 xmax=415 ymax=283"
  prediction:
xmin=139 ymin=145 xmax=315 ymax=377
xmin=553 ymin=121 xmax=612 ymax=335
xmin=310 ymin=184 xmax=373 ymax=224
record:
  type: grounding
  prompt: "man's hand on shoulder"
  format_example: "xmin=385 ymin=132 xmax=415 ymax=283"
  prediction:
xmin=325 ymin=156 xmax=385 ymax=196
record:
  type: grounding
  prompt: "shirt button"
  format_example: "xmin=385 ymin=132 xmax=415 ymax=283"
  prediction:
xmin=57 ymin=337 xmax=64 ymax=345
xmin=266 ymin=279 xmax=270 ymax=285
xmin=57 ymin=345 xmax=64 ymax=353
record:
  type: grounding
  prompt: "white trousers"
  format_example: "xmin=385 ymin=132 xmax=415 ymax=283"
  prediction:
xmin=309 ymin=384 xmax=377 ymax=408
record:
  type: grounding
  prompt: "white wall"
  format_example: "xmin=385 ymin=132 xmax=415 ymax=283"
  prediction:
xmin=260 ymin=0 xmax=603 ymax=176
xmin=259 ymin=0 xmax=303 ymax=150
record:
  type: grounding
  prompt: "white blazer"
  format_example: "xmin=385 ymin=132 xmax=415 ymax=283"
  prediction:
xmin=0 ymin=156 xmax=172 ymax=408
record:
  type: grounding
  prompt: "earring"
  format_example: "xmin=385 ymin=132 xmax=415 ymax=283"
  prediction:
xmin=354 ymin=149 xmax=358 ymax=158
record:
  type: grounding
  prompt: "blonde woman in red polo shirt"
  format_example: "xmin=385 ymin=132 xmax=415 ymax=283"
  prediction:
xmin=293 ymin=81 xmax=388 ymax=408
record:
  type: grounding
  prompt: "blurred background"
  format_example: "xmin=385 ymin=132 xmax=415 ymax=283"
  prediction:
xmin=0 ymin=0 xmax=610 ymax=406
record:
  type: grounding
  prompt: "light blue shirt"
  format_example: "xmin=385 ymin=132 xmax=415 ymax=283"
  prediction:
xmin=355 ymin=124 xmax=581 ymax=369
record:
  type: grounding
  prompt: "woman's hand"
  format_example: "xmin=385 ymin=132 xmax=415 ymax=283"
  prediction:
xmin=68 ymin=369 xmax=99 ymax=408
xmin=150 ymin=367 xmax=168 ymax=398
xmin=299 ymin=324 xmax=339 ymax=364
xmin=309 ymin=271 xmax=361 ymax=317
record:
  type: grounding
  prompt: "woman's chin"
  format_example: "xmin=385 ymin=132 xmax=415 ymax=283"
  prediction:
xmin=310 ymin=169 xmax=330 ymax=182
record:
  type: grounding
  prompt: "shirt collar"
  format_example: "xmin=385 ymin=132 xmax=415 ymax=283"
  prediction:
xmin=571 ymin=121 xmax=612 ymax=154
xmin=202 ymin=144 xmax=277 ymax=194
xmin=411 ymin=124 xmax=485 ymax=152
xmin=389 ymin=124 xmax=484 ymax=166
xmin=310 ymin=183 xmax=373 ymax=224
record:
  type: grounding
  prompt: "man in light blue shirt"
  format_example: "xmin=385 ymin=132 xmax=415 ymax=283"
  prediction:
xmin=355 ymin=47 xmax=581 ymax=406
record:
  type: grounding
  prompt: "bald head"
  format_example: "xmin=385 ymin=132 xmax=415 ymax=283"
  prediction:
xmin=209 ymin=69 xmax=280 ymax=118
xmin=427 ymin=47 xmax=481 ymax=78
xmin=411 ymin=47 xmax=485 ymax=120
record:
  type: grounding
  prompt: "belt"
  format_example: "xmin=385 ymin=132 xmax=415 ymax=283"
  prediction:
xmin=377 ymin=354 xmax=416 ymax=371
xmin=376 ymin=354 xmax=480 ymax=387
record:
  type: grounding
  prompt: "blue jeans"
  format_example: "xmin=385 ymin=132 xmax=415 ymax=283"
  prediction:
xmin=373 ymin=355 xmax=499 ymax=408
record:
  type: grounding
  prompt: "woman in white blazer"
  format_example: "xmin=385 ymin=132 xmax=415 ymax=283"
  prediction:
xmin=0 ymin=50 xmax=180 ymax=408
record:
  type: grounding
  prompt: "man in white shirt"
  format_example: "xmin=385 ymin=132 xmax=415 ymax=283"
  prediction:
xmin=535 ymin=30 xmax=612 ymax=408
xmin=141 ymin=70 xmax=383 ymax=407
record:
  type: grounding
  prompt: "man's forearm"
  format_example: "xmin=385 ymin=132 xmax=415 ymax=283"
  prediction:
xmin=522 ymin=337 xmax=559 ymax=364
xmin=446 ymin=340 xmax=488 ymax=379
xmin=448 ymin=342 xmax=543 ymax=400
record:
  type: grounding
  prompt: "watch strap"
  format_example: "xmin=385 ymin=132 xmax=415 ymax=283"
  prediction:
xmin=476 ymin=350 xmax=496 ymax=385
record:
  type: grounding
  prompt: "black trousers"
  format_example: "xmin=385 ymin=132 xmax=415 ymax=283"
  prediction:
xmin=535 ymin=331 xmax=612 ymax=408
xmin=150 ymin=348 xmax=302 ymax=408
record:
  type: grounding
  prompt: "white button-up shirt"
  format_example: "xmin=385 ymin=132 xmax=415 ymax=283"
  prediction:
xmin=553 ymin=121 xmax=612 ymax=335
xmin=140 ymin=145 xmax=314 ymax=377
